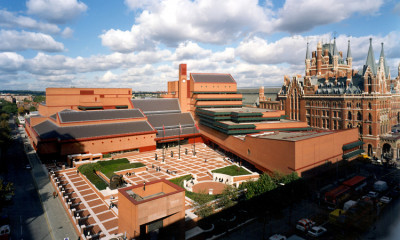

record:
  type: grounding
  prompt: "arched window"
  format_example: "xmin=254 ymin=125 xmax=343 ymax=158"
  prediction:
xmin=358 ymin=124 xmax=363 ymax=134
xmin=369 ymin=125 xmax=372 ymax=135
xmin=357 ymin=112 xmax=362 ymax=121
xmin=348 ymin=111 xmax=352 ymax=120
xmin=368 ymin=113 xmax=372 ymax=121
xmin=368 ymin=102 xmax=372 ymax=109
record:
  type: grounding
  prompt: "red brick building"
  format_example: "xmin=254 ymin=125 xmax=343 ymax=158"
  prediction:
xmin=261 ymin=38 xmax=400 ymax=160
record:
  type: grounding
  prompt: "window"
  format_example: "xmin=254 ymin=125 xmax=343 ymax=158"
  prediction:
xmin=348 ymin=111 xmax=352 ymax=120
xmin=369 ymin=125 xmax=372 ymax=135
xmin=368 ymin=102 xmax=372 ymax=109
xmin=368 ymin=113 xmax=372 ymax=121
xmin=357 ymin=112 xmax=362 ymax=121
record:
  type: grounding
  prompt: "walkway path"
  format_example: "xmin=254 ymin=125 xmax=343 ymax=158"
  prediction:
xmin=21 ymin=127 xmax=78 ymax=240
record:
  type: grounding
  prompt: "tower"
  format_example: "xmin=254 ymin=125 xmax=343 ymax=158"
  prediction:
xmin=259 ymin=86 xmax=266 ymax=102
xmin=178 ymin=64 xmax=188 ymax=112
xmin=305 ymin=42 xmax=311 ymax=76
xmin=316 ymin=41 xmax=322 ymax=75
xmin=346 ymin=40 xmax=352 ymax=69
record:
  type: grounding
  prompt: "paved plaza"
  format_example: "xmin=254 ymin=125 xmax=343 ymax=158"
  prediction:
xmin=50 ymin=143 xmax=235 ymax=239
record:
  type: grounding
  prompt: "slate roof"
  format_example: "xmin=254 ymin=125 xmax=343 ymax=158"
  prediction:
xmin=131 ymin=98 xmax=181 ymax=115
xmin=191 ymin=73 xmax=236 ymax=83
xmin=34 ymin=120 xmax=154 ymax=140
xmin=146 ymin=112 xmax=199 ymax=138
xmin=58 ymin=109 xmax=144 ymax=123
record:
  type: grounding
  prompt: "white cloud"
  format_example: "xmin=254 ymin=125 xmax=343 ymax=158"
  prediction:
xmin=61 ymin=27 xmax=74 ymax=38
xmin=273 ymin=0 xmax=384 ymax=33
xmin=99 ymin=71 xmax=117 ymax=83
xmin=103 ymin=0 xmax=271 ymax=52
xmin=172 ymin=41 xmax=212 ymax=60
xmin=0 ymin=52 xmax=25 ymax=72
xmin=101 ymin=0 xmax=384 ymax=53
xmin=0 ymin=9 xmax=60 ymax=34
xmin=0 ymin=30 xmax=64 ymax=52
xmin=26 ymin=0 xmax=87 ymax=24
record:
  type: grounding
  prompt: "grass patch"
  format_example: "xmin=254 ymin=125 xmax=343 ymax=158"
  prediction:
xmin=168 ymin=174 xmax=219 ymax=202
xmin=212 ymin=165 xmax=250 ymax=176
xmin=102 ymin=153 xmax=111 ymax=158
xmin=78 ymin=158 xmax=145 ymax=190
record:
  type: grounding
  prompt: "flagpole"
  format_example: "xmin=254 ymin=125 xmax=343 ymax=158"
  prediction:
xmin=178 ymin=123 xmax=181 ymax=160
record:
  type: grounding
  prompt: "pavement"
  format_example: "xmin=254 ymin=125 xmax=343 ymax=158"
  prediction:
xmin=19 ymin=125 xmax=78 ymax=240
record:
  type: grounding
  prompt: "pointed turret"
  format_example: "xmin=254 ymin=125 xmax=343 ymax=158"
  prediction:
xmin=333 ymin=37 xmax=338 ymax=56
xmin=379 ymin=42 xmax=389 ymax=77
xmin=347 ymin=40 xmax=352 ymax=58
xmin=364 ymin=38 xmax=376 ymax=75
xmin=346 ymin=40 xmax=352 ymax=68
xmin=306 ymin=42 xmax=310 ymax=60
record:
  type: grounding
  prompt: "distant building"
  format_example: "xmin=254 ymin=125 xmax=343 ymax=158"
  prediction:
xmin=238 ymin=87 xmax=280 ymax=107
xmin=261 ymin=38 xmax=400 ymax=161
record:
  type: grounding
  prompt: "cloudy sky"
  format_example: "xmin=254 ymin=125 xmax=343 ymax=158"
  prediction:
xmin=0 ymin=0 xmax=399 ymax=91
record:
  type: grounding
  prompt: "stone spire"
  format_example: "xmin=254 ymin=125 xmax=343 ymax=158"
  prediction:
xmin=333 ymin=37 xmax=338 ymax=56
xmin=306 ymin=42 xmax=310 ymax=60
xmin=365 ymin=38 xmax=376 ymax=75
xmin=379 ymin=42 xmax=389 ymax=77
xmin=347 ymin=40 xmax=352 ymax=58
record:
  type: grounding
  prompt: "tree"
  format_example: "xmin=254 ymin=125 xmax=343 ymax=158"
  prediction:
xmin=217 ymin=185 xmax=238 ymax=209
xmin=191 ymin=191 xmax=214 ymax=218
xmin=2 ymin=104 xmax=17 ymax=114
xmin=29 ymin=106 xmax=37 ymax=112
xmin=33 ymin=95 xmax=46 ymax=103
xmin=18 ymin=106 xmax=25 ymax=114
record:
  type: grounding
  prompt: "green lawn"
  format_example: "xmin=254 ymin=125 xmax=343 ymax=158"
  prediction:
xmin=78 ymin=158 xmax=145 ymax=190
xmin=168 ymin=174 xmax=219 ymax=202
xmin=212 ymin=165 xmax=251 ymax=176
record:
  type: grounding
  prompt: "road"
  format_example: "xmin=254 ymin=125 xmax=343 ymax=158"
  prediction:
xmin=1 ymin=118 xmax=52 ymax=240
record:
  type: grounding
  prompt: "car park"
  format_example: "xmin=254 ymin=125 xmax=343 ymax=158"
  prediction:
xmin=296 ymin=218 xmax=315 ymax=232
xmin=307 ymin=226 xmax=327 ymax=237
xmin=380 ymin=196 xmax=392 ymax=204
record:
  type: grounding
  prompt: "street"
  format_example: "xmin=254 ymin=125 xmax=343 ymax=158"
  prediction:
xmin=1 ymin=118 xmax=52 ymax=240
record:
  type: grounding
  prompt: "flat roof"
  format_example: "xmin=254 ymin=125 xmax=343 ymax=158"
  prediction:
xmin=202 ymin=107 xmax=274 ymax=113
xmin=249 ymin=131 xmax=333 ymax=141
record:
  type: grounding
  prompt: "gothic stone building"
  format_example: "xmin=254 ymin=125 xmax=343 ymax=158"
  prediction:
xmin=261 ymin=38 xmax=400 ymax=160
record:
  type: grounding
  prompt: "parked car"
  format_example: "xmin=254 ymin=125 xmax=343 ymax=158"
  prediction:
xmin=269 ymin=234 xmax=287 ymax=240
xmin=380 ymin=196 xmax=392 ymax=204
xmin=296 ymin=218 xmax=315 ymax=232
xmin=367 ymin=191 xmax=379 ymax=199
xmin=307 ymin=226 xmax=327 ymax=237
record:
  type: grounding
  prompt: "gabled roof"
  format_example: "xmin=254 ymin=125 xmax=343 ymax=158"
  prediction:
xmin=191 ymin=73 xmax=236 ymax=83
xmin=58 ymin=109 xmax=145 ymax=123
xmin=34 ymin=120 xmax=155 ymax=140
xmin=131 ymin=98 xmax=181 ymax=115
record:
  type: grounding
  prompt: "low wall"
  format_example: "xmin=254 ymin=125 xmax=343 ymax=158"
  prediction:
xmin=210 ymin=164 xmax=259 ymax=186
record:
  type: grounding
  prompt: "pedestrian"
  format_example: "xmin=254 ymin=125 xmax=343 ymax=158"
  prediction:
xmin=53 ymin=191 xmax=57 ymax=198
xmin=143 ymin=181 xmax=146 ymax=191
xmin=205 ymin=159 xmax=207 ymax=163
xmin=109 ymin=203 xmax=112 ymax=210
xmin=76 ymin=169 xmax=79 ymax=175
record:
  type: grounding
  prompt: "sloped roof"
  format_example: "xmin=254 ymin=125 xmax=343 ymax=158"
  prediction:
xmin=147 ymin=112 xmax=195 ymax=129
xmin=131 ymin=98 xmax=181 ymax=115
xmin=364 ymin=38 xmax=376 ymax=75
xmin=34 ymin=120 xmax=154 ymax=140
xmin=58 ymin=109 xmax=144 ymax=123
xmin=191 ymin=73 xmax=236 ymax=83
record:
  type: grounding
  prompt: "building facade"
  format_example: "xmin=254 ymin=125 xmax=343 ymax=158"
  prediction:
xmin=261 ymin=38 xmax=400 ymax=160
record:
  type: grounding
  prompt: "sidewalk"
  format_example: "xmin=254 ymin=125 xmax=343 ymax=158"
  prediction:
xmin=21 ymin=128 xmax=78 ymax=240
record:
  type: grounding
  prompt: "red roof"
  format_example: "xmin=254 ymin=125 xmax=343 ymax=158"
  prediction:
xmin=325 ymin=185 xmax=350 ymax=197
xmin=342 ymin=176 xmax=366 ymax=187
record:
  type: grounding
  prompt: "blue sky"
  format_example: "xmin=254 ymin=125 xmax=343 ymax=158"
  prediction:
xmin=0 ymin=0 xmax=399 ymax=91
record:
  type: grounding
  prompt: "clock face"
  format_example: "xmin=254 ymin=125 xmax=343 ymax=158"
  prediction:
xmin=182 ymin=80 xmax=186 ymax=83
